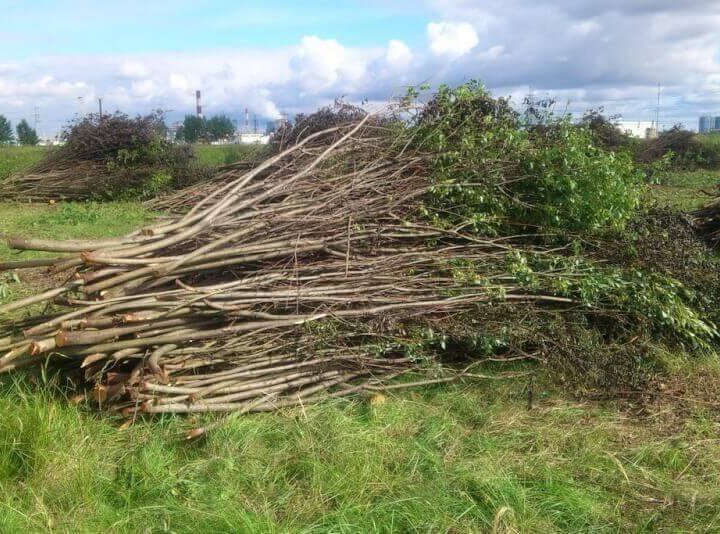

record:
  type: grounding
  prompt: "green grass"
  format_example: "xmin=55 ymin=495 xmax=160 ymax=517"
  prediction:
xmin=646 ymin=169 xmax=720 ymax=210
xmin=1 ymin=370 xmax=720 ymax=532
xmin=1 ymin=169 xmax=720 ymax=531
xmin=0 ymin=146 xmax=46 ymax=181
xmin=0 ymin=202 xmax=152 ymax=262
xmin=698 ymin=132 xmax=720 ymax=153
xmin=193 ymin=143 xmax=267 ymax=167
xmin=0 ymin=201 xmax=152 ymax=307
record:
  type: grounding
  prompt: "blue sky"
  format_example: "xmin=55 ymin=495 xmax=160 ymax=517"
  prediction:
xmin=2 ymin=0 xmax=719 ymax=136
xmin=1 ymin=1 xmax=429 ymax=56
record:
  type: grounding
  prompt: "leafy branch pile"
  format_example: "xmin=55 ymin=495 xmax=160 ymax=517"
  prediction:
xmin=0 ymin=84 xmax=715 ymax=417
xmin=0 ymin=112 xmax=203 ymax=201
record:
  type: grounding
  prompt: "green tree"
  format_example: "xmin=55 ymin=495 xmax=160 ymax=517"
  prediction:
xmin=174 ymin=125 xmax=185 ymax=142
xmin=0 ymin=115 xmax=13 ymax=145
xmin=16 ymin=119 xmax=39 ymax=146
xmin=206 ymin=115 xmax=235 ymax=141
xmin=179 ymin=115 xmax=206 ymax=143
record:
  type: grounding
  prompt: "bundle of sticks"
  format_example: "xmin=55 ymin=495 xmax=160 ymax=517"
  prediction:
xmin=146 ymin=161 xmax=257 ymax=213
xmin=0 ymin=161 xmax=117 ymax=202
xmin=691 ymin=195 xmax=720 ymax=247
xmin=0 ymin=118 xmax=574 ymax=416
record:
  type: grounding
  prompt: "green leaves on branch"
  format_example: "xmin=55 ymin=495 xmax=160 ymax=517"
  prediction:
xmin=408 ymin=81 xmax=642 ymax=234
xmin=502 ymin=251 xmax=718 ymax=349
xmin=521 ymin=123 xmax=641 ymax=231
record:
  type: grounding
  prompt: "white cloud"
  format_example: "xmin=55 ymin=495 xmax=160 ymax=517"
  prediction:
xmin=0 ymin=75 xmax=87 ymax=99
xmin=168 ymin=73 xmax=190 ymax=92
xmin=3 ymin=1 xmax=720 ymax=135
xmin=292 ymin=36 xmax=346 ymax=91
xmin=385 ymin=39 xmax=413 ymax=69
xmin=485 ymin=45 xmax=505 ymax=59
xmin=0 ymin=63 xmax=20 ymax=75
xmin=130 ymin=79 xmax=157 ymax=99
xmin=290 ymin=36 xmax=367 ymax=93
xmin=570 ymin=20 xmax=601 ymax=35
xmin=427 ymin=21 xmax=479 ymax=57
xmin=119 ymin=60 xmax=152 ymax=79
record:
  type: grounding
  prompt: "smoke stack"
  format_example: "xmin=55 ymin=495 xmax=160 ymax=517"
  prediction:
xmin=245 ymin=108 xmax=249 ymax=131
xmin=195 ymin=90 xmax=202 ymax=118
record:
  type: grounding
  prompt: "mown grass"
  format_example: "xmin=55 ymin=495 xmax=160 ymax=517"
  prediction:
xmin=2 ymin=368 xmax=720 ymax=532
xmin=646 ymin=169 xmax=720 ymax=210
xmin=0 ymin=202 xmax=151 ymax=263
xmin=1 ymin=167 xmax=720 ymax=531
xmin=194 ymin=143 xmax=267 ymax=167
xmin=0 ymin=202 xmax=152 ymax=307
xmin=0 ymin=146 xmax=46 ymax=181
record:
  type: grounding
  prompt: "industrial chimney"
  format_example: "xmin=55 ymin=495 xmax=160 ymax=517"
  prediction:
xmin=195 ymin=90 xmax=203 ymax=118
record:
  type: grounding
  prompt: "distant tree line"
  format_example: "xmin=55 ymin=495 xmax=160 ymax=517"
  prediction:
xmin=175 ymin=114 xmax=235 ymax=143
xmin=1 ymin=110 xmax=237 ymax=146
xmin=0 ymin=115 xmax=39 ymax=145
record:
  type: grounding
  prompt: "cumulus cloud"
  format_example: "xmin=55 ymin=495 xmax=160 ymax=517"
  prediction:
xmin=427 ymin=22 xmax=479 ymax=57
xmin=130 ymin=79 xmax=157 ymax=100
xmin=385 ymin=40 xmax=413 ymax=69
xmin=3 ymin=0 xmax=720 ymax=135
xmin=0 ymin=75 xmax=87 ymax=99
xmin=570 ymin=20 xmax=601 ymax=36
xmin=289 ymin=36 xmax=368 ymax=94
xmin=119 ymin=60 xmax=152 ymax=79
xmin=291 ymin=36 xmax=347 ymax=92
xmin=423 ymin=0 xmax=720 ymax=126
xmin=168 ymin=73 xmax=190 ymax=92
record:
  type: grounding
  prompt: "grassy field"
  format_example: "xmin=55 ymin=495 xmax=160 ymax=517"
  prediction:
xmin=647 ymin=169 xmax=720 ymax=211
xmin=0 ymin=170 xmax=719 ymax=531
xmin=193 ymin=143 xmax=267 ymax=167
xmin=0 ymin=146 xmax=46 ymax=181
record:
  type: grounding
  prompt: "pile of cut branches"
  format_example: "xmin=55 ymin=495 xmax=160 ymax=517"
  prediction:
xmin=148 ymin=102 xmax=372 ymax=213
xmin=691 ymin=194 xmax=720 ymax=247
xmin=146 ymin=161 xmax=257 ymax=213
xmin=3 ymin=118 xmax=526 ymax=415
xmin=0 ymin=112 xmax=198 ymax=201
xmin=0 ymin=97 xmax=714 ymax=417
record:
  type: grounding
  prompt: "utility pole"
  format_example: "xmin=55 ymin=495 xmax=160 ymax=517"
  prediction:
xmin=33 ymin=106 xmax=40 ymax=135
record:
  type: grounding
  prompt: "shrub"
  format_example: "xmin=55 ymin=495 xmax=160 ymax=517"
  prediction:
xmin=271 ymin=100 xmax=370 ymax=151
xmin=409 ymin=81 xmax=642 ymax=234
xmin=57 ymin=111 xmax=168 ymax=164
xmin=521 ymin=121 xmax=641 ymax=231
xmin=21 ymin=111 xmax=208 ymax=200
xmin=634 ymin=126 xmax=720 ymax=170
xmin=579 ymin=109 xmax=633 ymax=152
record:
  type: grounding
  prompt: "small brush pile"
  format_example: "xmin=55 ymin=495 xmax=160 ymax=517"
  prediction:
xmin=691 ymin=194 xmax=720 ymax=247
xmin=0 ymin=112 xmax=198 ymax=201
